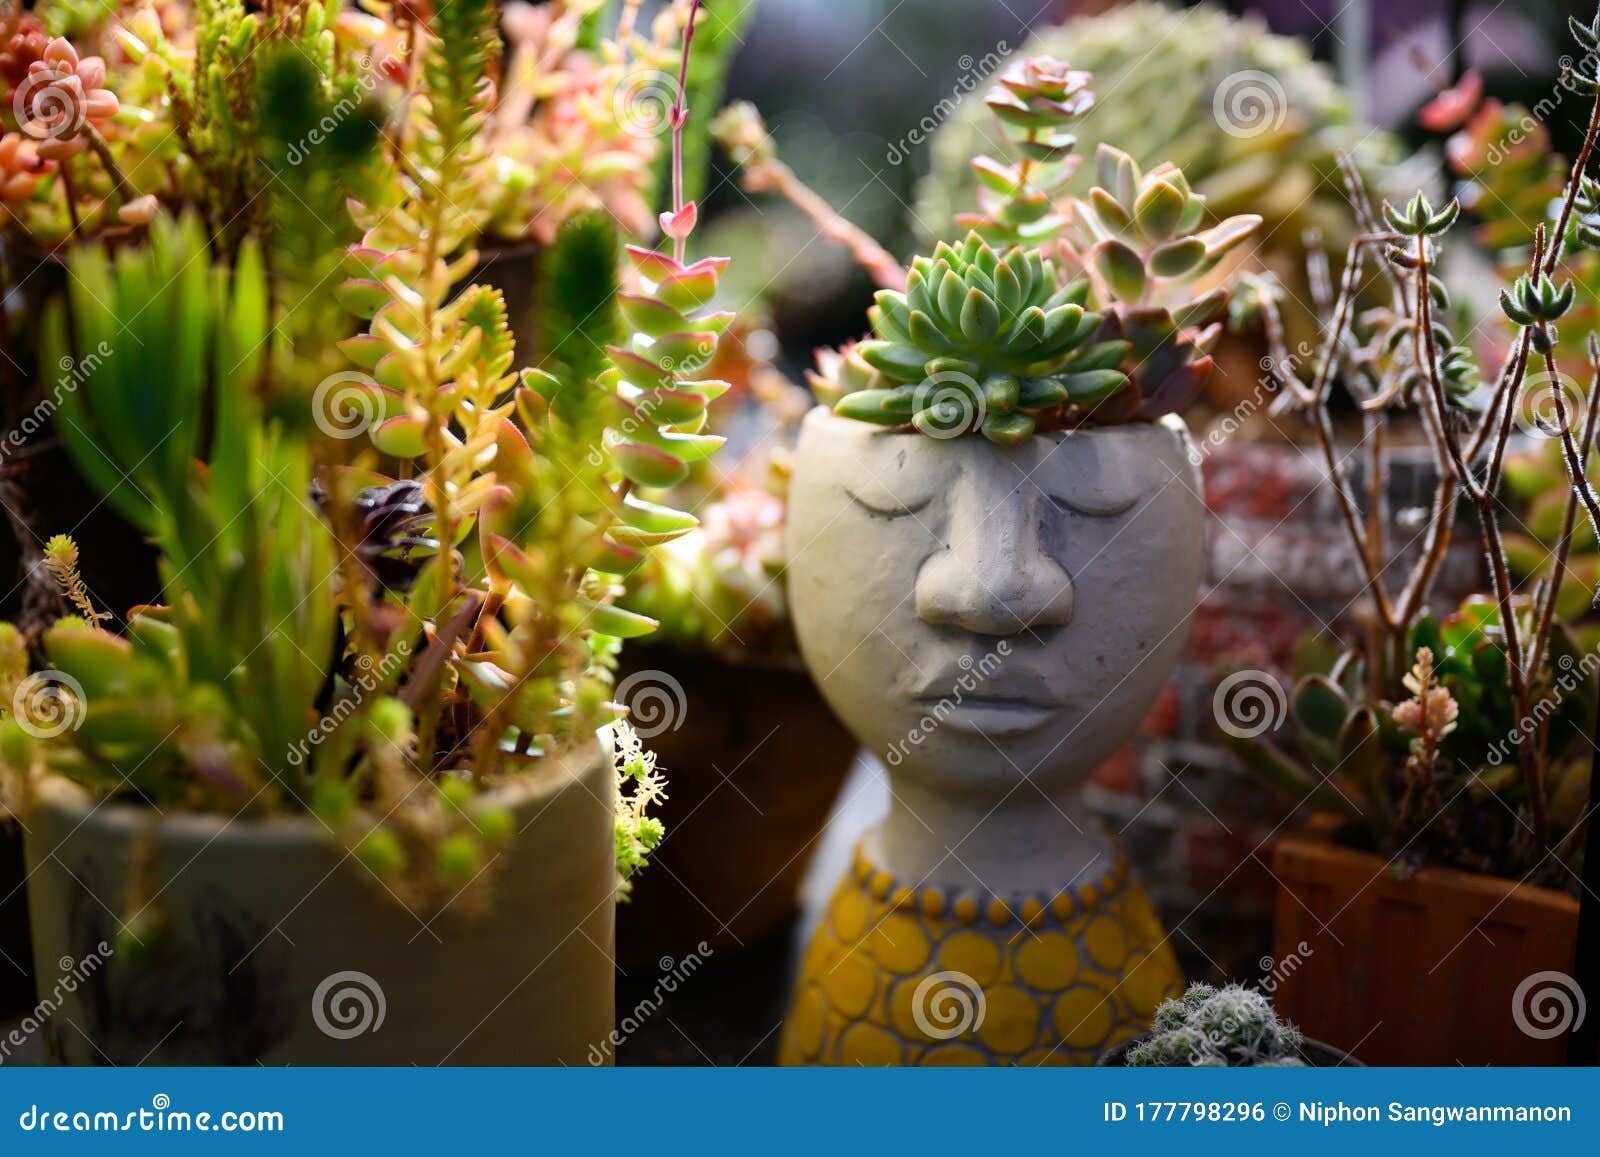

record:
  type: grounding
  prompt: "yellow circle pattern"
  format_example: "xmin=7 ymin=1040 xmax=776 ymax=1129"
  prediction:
xmin=778 ymin=845 xmax=1183 ymax=1066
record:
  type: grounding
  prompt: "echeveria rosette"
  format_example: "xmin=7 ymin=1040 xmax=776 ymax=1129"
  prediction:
xmin=825 ymin=232 xmax=1129 ymax=444
xmin=1071 ymin=145 xmax=1261 ymax=420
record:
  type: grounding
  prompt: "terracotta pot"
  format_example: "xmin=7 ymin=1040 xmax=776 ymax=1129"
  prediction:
xmin=614 ymin=645 xmax=856 ymax=967
xmin=1097 ymin=1034 xmax=1359 ymax=1067
xmin=1270 ymin=836 xmax=1589 ymax=1065
xmin=23 ymin=740 xmax=615 ymax=1065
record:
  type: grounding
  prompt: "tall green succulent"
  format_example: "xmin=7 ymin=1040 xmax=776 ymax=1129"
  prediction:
xmin=825 ymin=232 xmax=1124 ymax=443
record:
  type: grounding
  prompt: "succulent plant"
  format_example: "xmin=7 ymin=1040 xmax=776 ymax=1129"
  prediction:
xmin=1228 ymin=596 xmax=1596 ymax=881
xmin=820 ymin=232 xmax=1124 ymax=443
xmin=954 ymin=54 xmax=1093 ymax=248
xmin=1127 ymin=983 xmax=1306 ymax=1067
xmin=1070 ymin=144 xmax=1261 ymax=421
xmin=916 ymin=2 xmax=1407 ymax=301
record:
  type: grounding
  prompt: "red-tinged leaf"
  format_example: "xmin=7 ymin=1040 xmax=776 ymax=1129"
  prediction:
xmin=659 ymin=200 xmax=699 ymax=239
xmin=337 ymin=334 xmax=386 ymax=369
xmin=611 ymin=441 xmax=689 ymax=488
xmin=618 ymin=292 xmax=684 ymax=338
xmin=371 ymin=414 xmax=428 ymax=457
xmin=1418 ymin=70 xmax=1483 ymax=133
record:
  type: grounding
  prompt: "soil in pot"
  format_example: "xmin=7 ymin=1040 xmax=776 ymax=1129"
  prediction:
xmin=1269 ymin=836 xmax=1592 ymax=1065
xmin=613 ymin=644 xmax=856 ymax=969
xmin=23 ymin=741 xmax=615 ymax=1066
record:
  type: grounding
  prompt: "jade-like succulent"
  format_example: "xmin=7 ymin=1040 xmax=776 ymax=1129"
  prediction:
xmin=1070 ymin=144 xmax=1260 ymax=421
xmin=1127 ymin=983 xmax=1306 ymax=1067
xmin=824 ymin=232 xmax=1125 ymax=443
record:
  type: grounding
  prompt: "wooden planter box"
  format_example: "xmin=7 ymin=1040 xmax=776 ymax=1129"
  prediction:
xmin=1271 ymin=837 xmax=1588 ymax=1065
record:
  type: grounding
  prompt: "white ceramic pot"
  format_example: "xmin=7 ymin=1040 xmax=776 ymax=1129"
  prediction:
xmin=23 ymin=740 xmax=614 ymax=1065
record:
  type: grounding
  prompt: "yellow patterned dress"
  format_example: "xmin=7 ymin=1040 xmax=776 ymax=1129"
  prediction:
xmin=778 ymin=845 xmax=1183 ymax=1066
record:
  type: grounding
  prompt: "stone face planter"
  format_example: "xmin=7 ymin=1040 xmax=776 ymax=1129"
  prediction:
xmin=1270 ymin=836 xmax=1590 ymax=1066
xmin=613 ymin=645 xmax=855 ymax=967
xmin=23 ymin=740 xmax=615 ymax=1066
xmin=778 ymin=410 xmax=1203 ymax=1065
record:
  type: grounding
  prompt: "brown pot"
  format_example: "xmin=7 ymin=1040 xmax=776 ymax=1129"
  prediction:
xmin=614 ymin=646 xmax=856 ymax=967
xmin=23 ymin=740 xmax=615 ymax=1065
xmin=1270 ymin=836 xmax=1589 ymax=1065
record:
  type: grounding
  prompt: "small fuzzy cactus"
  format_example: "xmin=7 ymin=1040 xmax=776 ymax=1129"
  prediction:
xmin=1127 ymin=983 xmax=1306 ymax=1067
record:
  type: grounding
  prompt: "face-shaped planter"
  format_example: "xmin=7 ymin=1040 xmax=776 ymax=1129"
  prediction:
xmin=778 ymin=409 xmax=1201 ymax=1066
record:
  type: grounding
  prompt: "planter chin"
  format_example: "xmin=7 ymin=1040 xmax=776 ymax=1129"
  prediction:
xmin=23 ymin=739 xmax=615 ymax=1066
xmin=1269 ymin=836 xmax=1590 ymax=1066
xmin=614 ymin=644 xmax=856 ymax=968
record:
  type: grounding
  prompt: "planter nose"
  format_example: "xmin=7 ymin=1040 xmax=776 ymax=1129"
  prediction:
xmin=914 ymin=474 xmax=1073 ymax=636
